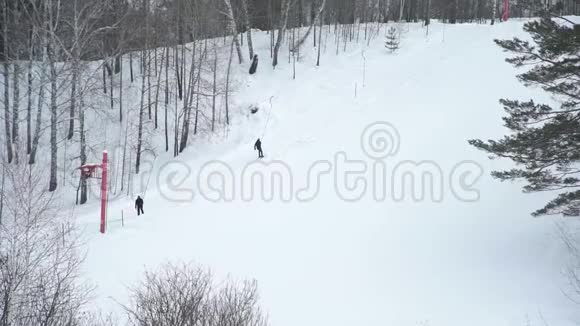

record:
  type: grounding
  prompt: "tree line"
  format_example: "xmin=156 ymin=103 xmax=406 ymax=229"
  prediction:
xmin=0 ymin=0 xmax=578 ymax=203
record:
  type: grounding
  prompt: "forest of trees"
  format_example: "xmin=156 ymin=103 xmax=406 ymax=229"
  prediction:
xmin=0 ymin=0 xmax=578 ymax=203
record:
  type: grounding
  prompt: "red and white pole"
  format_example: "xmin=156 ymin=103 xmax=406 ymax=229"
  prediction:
xmin=100 ymin=151 xmax=108 ymax=234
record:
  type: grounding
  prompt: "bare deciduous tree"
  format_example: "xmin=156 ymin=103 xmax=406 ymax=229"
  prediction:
xmin=0 ymin=164 xmax=92 ymax=325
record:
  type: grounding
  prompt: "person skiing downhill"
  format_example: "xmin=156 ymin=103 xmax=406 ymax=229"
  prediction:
xmin=135 ymin=196 xmax=144 ymax=216
xmin=254 ymin=138 xmax=264 ymax=158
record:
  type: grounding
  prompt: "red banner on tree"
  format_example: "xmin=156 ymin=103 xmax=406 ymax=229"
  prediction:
xmin=502 ymin=0 xmax=509 ymax=21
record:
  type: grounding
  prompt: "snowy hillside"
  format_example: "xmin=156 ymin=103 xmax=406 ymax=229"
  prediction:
xmin=73 ymin=20 xmax=580 ymax=326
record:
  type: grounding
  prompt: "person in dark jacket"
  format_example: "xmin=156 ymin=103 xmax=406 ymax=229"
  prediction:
xmin=254 ymin=138 xmax=264 ymax=158
xmin=135 ymin=196 xmax=144 ymax=216
xmin=249 ymin=54 xmax=258 ymax=75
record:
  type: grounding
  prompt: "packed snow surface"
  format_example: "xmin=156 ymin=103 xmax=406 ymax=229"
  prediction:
xmin=75 ymin=19 xmax=580 ymax=326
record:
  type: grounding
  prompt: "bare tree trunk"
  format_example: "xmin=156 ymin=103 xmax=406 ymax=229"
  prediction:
xmin=147 ymin=53 xmax=151 ymax=119
xmin=0 ymin=161 xmax=4 ymax=224
xmin=136 ymin=0 xmax=148 ymax=174
xmin=317 ymin=7 xmax=323 ymax=66
xmin=225 ymin=39 xmax=234 ymax=126
xmin=193 ymin=42 xmax=204 ymax=136
xmin=211 ymin=45 xmax=217 ymax=132
xmin=12 ymin=62 xmax=19 ymax=164
xmin=79 ymin=94 xmax=87 ymax=204
xmin=425 ymin=0 xmax=431 ymax=25
xmin=175 ymin=48 xmax=182 ymax=100
xmin=119 ymin=54 xmax=123 ymax=122
xmin=129 ymin=52 xmax=134 ymax=83
xmin=110 ymin=59 xmax=114 ymax=111
xmin=179 ymin=39 xmax=196 ymax=153
xmin=48 ymin=49 xmax=57 ymax=191
xmin=173 ymin=47 xmax=179 ymax=157
xmin=165 ymin=46 xmax=169 ymax=152
xmin=2 ymin=1 xmax=12 ymax=164
xmin=154 ymin=48 xmax=166 ymax=130
xmin=69 ymin=60 xmax=78 ymax=140
xmin=223 ymin=0 xmax=244 ymax=64
xmin=102 ymin=64 xmax=107 ymax=93
xmin=29 ymin=39 xmax=47 ymax=165
xmin=120 ymin=118 xmax=128 ymax=192
xmin=491 ymin=0 xmax=497 ymax=24
xmin=273 ymin=0 xmax=291 ymax=68
xmin=269 ymin=0 xmax=274 ymax=58
xmin=47 ymin=0 xmax=58 ymax=191
xmin=26 ymin=35 xmax=32 ymax=154
xmin=136 ymin=69 xmax=145 ymax=174
xmin=399 ymin=0 xmax=405 ymax=21
xmin=240 ymin=0 xmax=254 ymax=60
xmin=292 ymin=0 xmax=326 ymax=53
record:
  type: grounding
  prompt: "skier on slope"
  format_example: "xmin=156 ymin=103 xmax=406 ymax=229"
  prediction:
xmin=249 ymin=54 xmax=258 ymax=75
xmin=135 ymin=196 xmax=144 ymax=216
xmin=254 ymin=138 xmax=264 ymax=158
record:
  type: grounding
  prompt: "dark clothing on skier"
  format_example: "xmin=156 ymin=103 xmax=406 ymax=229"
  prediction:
xmin=135 ymin=196 xmax=144 ymax=216
xmin=254 ymin=138 xmax=264 ymax=158
xmin=249 ymin=54 xmax=258 ymax=75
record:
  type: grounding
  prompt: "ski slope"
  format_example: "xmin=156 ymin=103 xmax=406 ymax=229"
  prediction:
xmin=76 ymin=20 xmax=580 ymax=326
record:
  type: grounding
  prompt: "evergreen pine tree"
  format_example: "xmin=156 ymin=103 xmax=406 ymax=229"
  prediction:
xmin=469 ymin=15 xmax=580 ymax=216
xmin=385 ymin=26 xmax=400 ymax=53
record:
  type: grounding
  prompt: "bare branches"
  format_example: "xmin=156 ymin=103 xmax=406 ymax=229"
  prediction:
xmin=0 ymin=164 xmax=92 ymax=326
xmin=124 ymin=263 xmax=268 ymax=326
xmin=291 ymin=0 xmax=326 ymax=53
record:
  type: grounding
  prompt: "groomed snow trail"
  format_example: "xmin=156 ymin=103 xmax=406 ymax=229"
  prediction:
xmin=78 ymin=21 xmax=580 ymax=326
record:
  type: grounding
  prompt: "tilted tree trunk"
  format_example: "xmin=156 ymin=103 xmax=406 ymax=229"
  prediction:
xmin=273 ymin=0 xmax=291 ymax=68
xmin=225 ymin=39 xmax=234 ymax=125
xmin=223 ymin=0 xmax=244 ymax=64
xmin=292 ymin=0 xmax=326 ymax=53
xmin=129 ymin=52 xmax=134 ymax=83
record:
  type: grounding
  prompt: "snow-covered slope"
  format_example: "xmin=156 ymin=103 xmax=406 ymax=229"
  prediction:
xmin=77 ymin=20 xmax=580 ymax=326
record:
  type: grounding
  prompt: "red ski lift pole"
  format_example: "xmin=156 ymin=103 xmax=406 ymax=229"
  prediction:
xmin=100 ymin=151 xmax=108 ymax=234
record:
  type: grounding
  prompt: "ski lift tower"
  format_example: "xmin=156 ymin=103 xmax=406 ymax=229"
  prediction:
xmin=80 ymin=151 xmax=108 ymax=234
